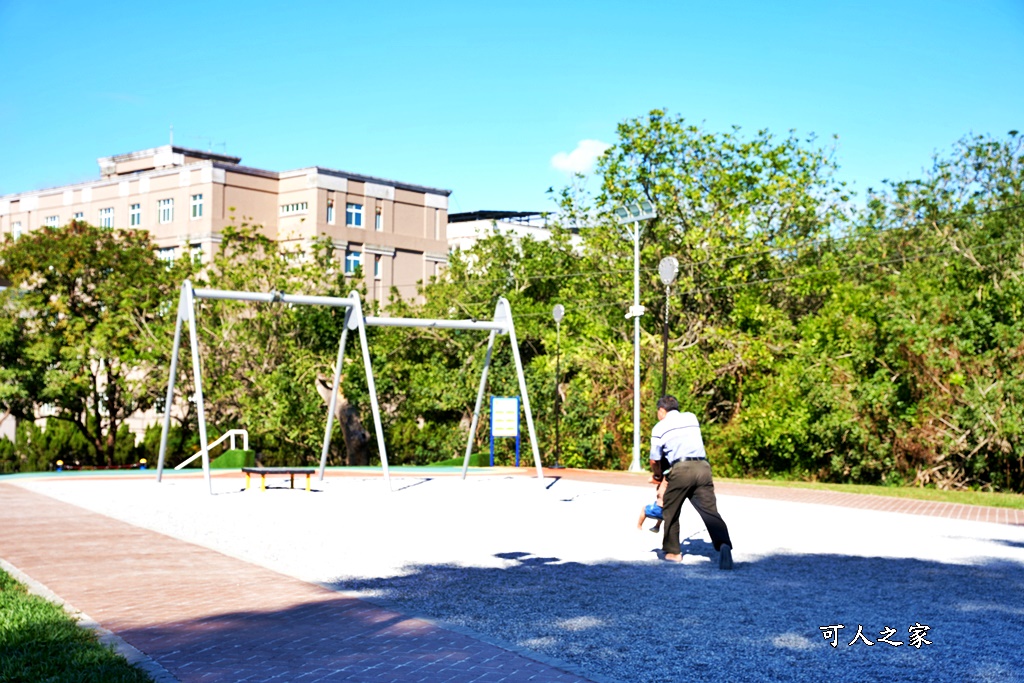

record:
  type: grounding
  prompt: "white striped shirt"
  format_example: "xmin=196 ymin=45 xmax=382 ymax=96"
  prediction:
xmin=649 ymin=410 xmax=706 ymax=465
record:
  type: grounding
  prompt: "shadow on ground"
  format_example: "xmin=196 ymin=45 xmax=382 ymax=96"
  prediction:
xmin=107 ymin=549 xmax=1024 ymax=683
xmin=107 ymin=595 xmax=525 ymax=682
xmin=325 ymin=549 xmax=1024 ymax=683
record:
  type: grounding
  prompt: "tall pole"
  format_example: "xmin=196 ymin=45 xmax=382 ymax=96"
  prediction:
xmin=552 ymin=304 xmax=565 ymax=469
xmin=657 ymin=256 xmax=679 ymax=400
xmin=631 ymin=223 xmax=642 ymax=471
xmin=662 ymin=284 xmax=670 ymax=398
xmin=555 ymin=321 xmax=561 ymax=467
xmin=614 ymin=202 xmax=656 ymax=473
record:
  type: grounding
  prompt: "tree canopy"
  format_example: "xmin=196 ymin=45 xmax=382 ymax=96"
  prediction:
xmin=1 ymin=115 xmax=1021 ymax=492
xmin=0 ymin=221 xmax=190 ymax=466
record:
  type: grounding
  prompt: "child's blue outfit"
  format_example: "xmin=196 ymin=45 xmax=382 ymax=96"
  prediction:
xmin=644 ymin=501 xmax=664 ymax=520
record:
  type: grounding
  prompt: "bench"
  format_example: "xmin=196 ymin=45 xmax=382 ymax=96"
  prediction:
xmin=242 ymin=467 xmax=316 ymax=492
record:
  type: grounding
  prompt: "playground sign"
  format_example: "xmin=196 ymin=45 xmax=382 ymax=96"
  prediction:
xmin=490 ymin=396 xmax=521 ymax=466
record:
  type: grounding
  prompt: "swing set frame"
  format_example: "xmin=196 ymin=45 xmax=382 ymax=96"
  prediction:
xmin=155 ymin=280 xmax=542 ymax=493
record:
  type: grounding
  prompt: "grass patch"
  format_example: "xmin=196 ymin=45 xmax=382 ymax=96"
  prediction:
xmin=428 ymin=453 xmax=492 ymax=467
xmin=721 ymin=478 xmax=1024 ymax=510
xmin=210 ymin=448 xmax=255 ymax=469
xmin=0 ymin=568 xmax=153 ymax=682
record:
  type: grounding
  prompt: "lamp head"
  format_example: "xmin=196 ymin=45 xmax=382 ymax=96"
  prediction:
xmin=613 ymin=201 xmax=657 ymax=224
xmin=658 ymin=256 xmax=679 ymax=286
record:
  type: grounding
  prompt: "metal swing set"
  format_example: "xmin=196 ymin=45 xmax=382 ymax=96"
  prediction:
xmin=155 ymin=280 xmax=542 ymax=493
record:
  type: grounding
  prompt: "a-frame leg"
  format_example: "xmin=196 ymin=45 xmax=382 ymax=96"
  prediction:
xmin=156 ymin=282 xmax=188 ymax=482
xmin=318 ymin=308 xmax=351 ymax=480
xmin=502 ymin=298 xmax=544 ymax=480
xmin=351 ymin=293 xmax=391 ymax=490
xmin=462 ymin=328 xmax=497 ymax=479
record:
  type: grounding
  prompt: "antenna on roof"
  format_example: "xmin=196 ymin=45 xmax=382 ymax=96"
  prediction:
xmin=169 ymin=124 xmax=174 ymax=146
xmin=185 ymin=135 xmax=226 ymax=153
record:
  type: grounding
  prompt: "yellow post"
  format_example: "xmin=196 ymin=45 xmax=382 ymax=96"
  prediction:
xmin=305 ymin=473 xmax=311 ymax=492
xmin=245 ymin=472 xmax=250 ymax=489
xmin=260 ymin=474 xmax=266 ymax=491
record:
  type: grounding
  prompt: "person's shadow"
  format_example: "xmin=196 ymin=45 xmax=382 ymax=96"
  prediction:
xmin=646 ymin=526 xmax=718 ymax=562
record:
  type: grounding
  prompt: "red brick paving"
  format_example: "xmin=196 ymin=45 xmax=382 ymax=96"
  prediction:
xmin=0 ymin=482 xmax=594 ymax=683
xmin=1 ymin=468 xmax=1020 ymax=683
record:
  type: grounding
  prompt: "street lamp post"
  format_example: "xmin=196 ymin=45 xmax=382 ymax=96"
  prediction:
xmin=658 ymin=256 xmax=679 ymax=398
xmin=613 ymin=200 xmax=657 ymax=472
xmin=552 ymin=304 xmax=565 ymax=469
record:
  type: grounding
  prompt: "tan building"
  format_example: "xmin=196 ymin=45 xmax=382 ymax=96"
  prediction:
xmin=0 ymin=145 xmax=451 ymax=304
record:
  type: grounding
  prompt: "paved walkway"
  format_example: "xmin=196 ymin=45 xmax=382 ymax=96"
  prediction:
xmin=0 ymin=482 xmax=594 ymax=683
xmin=1 ymin=469 xmax=1020 ymax=683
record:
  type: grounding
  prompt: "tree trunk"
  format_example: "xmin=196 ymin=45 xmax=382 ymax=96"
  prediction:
xmin=104 ymin=421 xmax=117 ymax=467
xmin=337 ymin=399 xmax=371 ymax=466
xmin=315 ymin=377 xmax=370 ymax=466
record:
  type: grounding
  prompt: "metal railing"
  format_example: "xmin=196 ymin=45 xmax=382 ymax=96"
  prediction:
xmin=174 ymin=429 xmax=249 ymax=470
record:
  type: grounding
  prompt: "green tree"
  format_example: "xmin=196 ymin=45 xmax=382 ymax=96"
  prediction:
xmin=717 ymin=131 xmax=1024 ymax=491
xmin=163 ymin=221 xmax=371 ymax=467
xmin=363 ymin=230 xmax=579 ymax=466
xmin=0 ymin=221 xmax=189 ymax=466
xmin=836 ymin=132 xmax=1024 ymax=489
xmin=527 ymin=111 xmax=849 ymax=466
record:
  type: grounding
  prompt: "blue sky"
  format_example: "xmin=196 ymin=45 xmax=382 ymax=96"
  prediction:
xmin=1 ymin=0 xmax=1021 ymax=215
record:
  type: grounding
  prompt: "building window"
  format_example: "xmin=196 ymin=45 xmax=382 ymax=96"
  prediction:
xmin=12 ymin=221 xmax=22 ymax=240
xmin=44 ymin=215 xmax=59 ymax=228
xmin=373 ymin=254 xmax=382 ymax=279
xmin=375 ymin=206 xmax=383 ymax=231
xmin=344 ymin=249 xmax=362 ymax=275
xmin=346 ymin=203 xmax=363 ymax=227
xmin=99 ymin=207 xmax=114 ymax=228
xmin=280 ymin=202 xmax=308 ymax=216
xmin=73 ymin=212 xmax=84 ymax=221
xmin=191 ymin=194 xmax=203 ymax=219
xmin=130 ymin=204 xmax=141 ymax=226
xmin=156 ymin=247 xmax=176 ymax=264
xmin=158 ymin=198 xmax=174 ymax=224
xmin=190 ymin=243 xmax=203 ymax=261
xmin=327 ymin=198 xmax=335 ymax=224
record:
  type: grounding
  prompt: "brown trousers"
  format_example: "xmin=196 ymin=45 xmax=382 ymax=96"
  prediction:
xmin=661 ymin=459 xmax=733 ymax=554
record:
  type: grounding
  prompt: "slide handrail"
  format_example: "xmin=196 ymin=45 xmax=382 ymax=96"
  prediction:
xmin=174 ymin=429 xmax=249 ymax=470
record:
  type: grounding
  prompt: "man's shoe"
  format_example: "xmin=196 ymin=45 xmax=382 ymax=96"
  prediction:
xmin=719 ymin=544 xmax=733 ymax=570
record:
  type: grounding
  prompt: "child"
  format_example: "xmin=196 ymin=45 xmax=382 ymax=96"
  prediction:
xmin=637 ymin=475 xmax=667 ymax=532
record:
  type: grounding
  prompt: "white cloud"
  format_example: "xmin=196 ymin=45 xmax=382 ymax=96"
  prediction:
xmin=550 ymin=139 xmax=611 ymax=174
